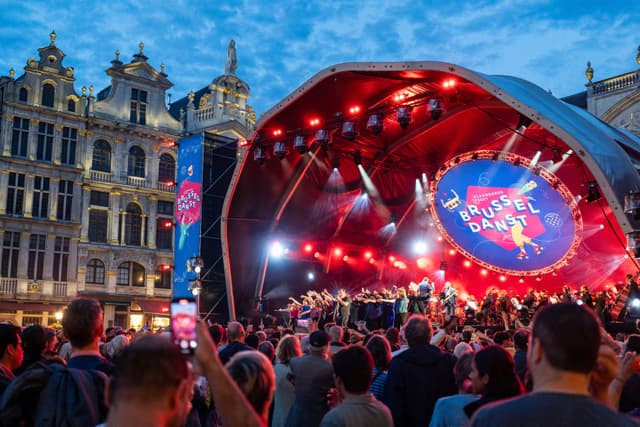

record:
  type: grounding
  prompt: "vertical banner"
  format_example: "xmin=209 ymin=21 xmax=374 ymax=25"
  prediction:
xmin=173 ymin=133 xmax=204 ymax=298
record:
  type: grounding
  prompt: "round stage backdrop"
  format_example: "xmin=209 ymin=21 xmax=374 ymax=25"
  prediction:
xmin=430 ymin=151 xmax=582 ymax=276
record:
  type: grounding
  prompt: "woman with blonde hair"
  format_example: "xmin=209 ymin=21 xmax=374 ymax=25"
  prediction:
xmin=226 ymin=350 xmax=276 ymax=424
xmin=272 ymin=335 xmax=302 ymax=426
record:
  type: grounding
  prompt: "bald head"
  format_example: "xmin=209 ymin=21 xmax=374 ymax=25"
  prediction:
xmin=227 ymin=321 xmax=245 ymax=342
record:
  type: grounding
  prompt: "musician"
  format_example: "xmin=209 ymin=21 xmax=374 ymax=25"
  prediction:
xmin=619 ymin=273 xmax=640 ymax=320
xmin=561 ymin=284 xmax=574 ymax=303
xmin=579 ymin=285 xmax=593 ymax=308
xmin=336 ymin=288 xmax=352 ymax=327
xmin=440 ymin=282 xmax=457 ymax=318
xmin=594 ymin=291 xmax=608 ymax=325
xmin=418 ymin=277 xmax=435 ymax=315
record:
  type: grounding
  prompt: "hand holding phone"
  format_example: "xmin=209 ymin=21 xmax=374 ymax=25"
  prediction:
xmin=171 ymin=297 xmax=198 ymax=354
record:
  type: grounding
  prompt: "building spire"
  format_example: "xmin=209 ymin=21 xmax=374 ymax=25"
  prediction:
xmin=50 ymin=30 xmax=56 ymax=46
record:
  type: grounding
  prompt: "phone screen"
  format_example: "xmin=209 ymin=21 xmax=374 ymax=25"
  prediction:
xmin=171 ymin=298 xmax=198 ymax=354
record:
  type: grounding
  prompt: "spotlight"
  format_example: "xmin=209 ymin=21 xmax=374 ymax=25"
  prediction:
xmin=632 ymin=298 xmax=640 ymax=308
xmin=397 ymin=106 xmax=412 ymax=129
xmin=341 ymin=121 xmax=358 ymax=140
xmin=627 ymin=231 xmax=640 ymax=259
xmin=189 ymin=279 xmax=202 ymax=296
xmin=412 ymin=240 xmax=428 ymax=255
xmin=294 ymin=135 xmax=308 ymax=154
xmin=585 ymin=182 xmax=601 ymax=203
xmin=364 ymin=250 xmax=373 ymax=260
xmin=463 ymin=260 xmax=471 ymax=268
xmin=428 ymin=98 xmax=442 ymax=120
xmin=331 ymin=155 xmax=340 ymax=170
xmin=270 ymin=241 xmax=285 ymax=258
xmin=309 ymin=118 xmax=321 ymax=127
xmin=315 ymin=129 xmax=330 ymax=148
xmin=624 ymin=191 xmax=640 ymax=220
xmin=253 ymin=145 xmax=266 ymax=165
xmin=366 ymin=114 xmax=383 ymax=135
xmin=307 ymin=272 xmax=315 ymax=281
xmin=273 ymin=141 xmax=288 ymax=160
xmin=189 ymin=256 xmax=204 ymax=274
xmin=352 ymin=149 xmax=362 ymax=166
xmin=303 ymin=243 xmax=314 ymax=253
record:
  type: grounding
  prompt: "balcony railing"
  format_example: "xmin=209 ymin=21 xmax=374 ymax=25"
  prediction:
xmin=53 ymin=282 xmax=68 ymax=297
xmin=0 ymin=279 xmax=17 ymax=295
xmin=89 ymin=170 xmax=112 ymax=182
xmin=157 ymin=182 xmax=176 ymax=193
xmin=592 ymin=71 xmax=639 ymax=96
xmin=126 ymin=176 xmax=148 ymax=188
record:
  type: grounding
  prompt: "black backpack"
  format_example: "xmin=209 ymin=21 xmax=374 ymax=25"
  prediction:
xmin=0 ymin=361 xmax=108 ymax=427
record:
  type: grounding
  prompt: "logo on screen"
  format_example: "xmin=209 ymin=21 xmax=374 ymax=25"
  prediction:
xmin=431 ymin=152 xmax=582 ymax=275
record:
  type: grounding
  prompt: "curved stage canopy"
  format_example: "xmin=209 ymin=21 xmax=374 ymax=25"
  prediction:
xmin=222 ymin=61 xmax=640 ymax=319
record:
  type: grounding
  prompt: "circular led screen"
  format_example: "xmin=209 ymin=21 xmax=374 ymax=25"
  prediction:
xmin=430 ymin=151 xmax=582 ymax=276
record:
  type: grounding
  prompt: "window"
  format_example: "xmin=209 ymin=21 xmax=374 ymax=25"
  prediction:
xmin=67 ymin=99 xmax=76 ymax=112
xmin=11 ymin=116 xmax=29 ymax=157
xmin=53 ymin=237 xmax=69 ymax=282
xmin=61 ymin=127 xmax=77 ymax=166
xmin=27 ymin=234 xmax=46 ymax=280
xmin=130 ymin=88 xmax=147 ymax=124
xmin=117 ymin=262 xmax=145 ymax=287
xmin=57 ymin=180 xmax=73 ymax=221
xmin=1 ymin=232 xmax=20 ymax=278
xmin=88 ymin=210 xmax=108 ymax=243
xmin=91 ymin=140 xmax=111 ymax=172
xmin=7 ymin=173 xmax=25 ymax=216
xmin=32 ymin=176 xmax=50 ymax=218
xmin=127 ymin=146 xmax=145 ymax=177
xmin=19 ymin=87 xmax=28 ymax=102
xmin=155 ymin=266 xmax=172 ymax=289
xmin=41 ymin=83 xmax=55 ymax=108
xmin=86 ymin=259 xmax=105 ymax=285
xmin=157 ymin=200 xmax=174 ymax=215
xmin=89 ymin=191 xmax=109 ymax=207
xmin=158 ymin=153 xmax=176 ymax=183
xmin=36 ymin=121 xmax=54 ymax=162
xmin=124 ymin=203 xmax=142 ymax=246
xmin=156 ymin=218 xmax=173 ymax=250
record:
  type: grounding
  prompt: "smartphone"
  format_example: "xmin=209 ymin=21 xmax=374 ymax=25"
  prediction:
xmin=171 ymin=297 xmax=198 ymax=354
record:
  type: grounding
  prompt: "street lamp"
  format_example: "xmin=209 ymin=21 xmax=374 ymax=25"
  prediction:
xmin=54 ymin=311 xmax=63 ymax=322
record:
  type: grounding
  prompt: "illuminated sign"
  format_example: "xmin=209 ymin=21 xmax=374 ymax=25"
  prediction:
xmin=431 ymin=151 xmax=582 ymax=275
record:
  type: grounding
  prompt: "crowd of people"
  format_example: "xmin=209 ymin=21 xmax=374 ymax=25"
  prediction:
xmin=283 ymin=273 xmax=640 ymax=333
xmin=0 ymin=289 xmax=639 ymax=426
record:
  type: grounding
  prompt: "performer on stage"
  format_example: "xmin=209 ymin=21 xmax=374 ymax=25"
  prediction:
xmin=440 ymin=282 xmax=457 ymax=319
xmin=336 ymin=288 xmax=352 ymax=327
xmin=418 ymin=276 xmax=435 ymax=315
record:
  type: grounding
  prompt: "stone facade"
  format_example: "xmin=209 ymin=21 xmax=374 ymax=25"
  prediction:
xmin=0 ymin=34 xmax=254 ymax=328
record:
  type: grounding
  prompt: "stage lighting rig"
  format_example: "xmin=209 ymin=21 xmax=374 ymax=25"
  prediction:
xmin=428 ymin=98 xmax=442 ymax=120
xmin=624 ymin=191 xmax=640 ymax=220
xmin=341 ymin=121 xmax=358 ymax=140
xmin=253 ymin=145 xmax=266 ymax=165
xmin=293 ymin=135 xmax=308 ymax=154
xmin=585 ymin=181 xmax=601 ymax=203
xmin=315 ymin=129 xmax=330 ymax=149
xmin=397 ymin=106 xmax=412 ymax=129
xmin=352 ymin=149 xmax=362 ymax=166
xmin=273 ymin=141 xmax=288 ymax=160
xmin=366 ymin=113 xmax=384 ymax=135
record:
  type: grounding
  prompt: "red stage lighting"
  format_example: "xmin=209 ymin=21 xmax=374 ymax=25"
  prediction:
xmin=464 ymin=260 xmax=472 ymax=268
xmin=333 ymin=247 xmax=343 ymax=257
xmin=309 ymin=118 xmax=320 ymax=127
xmin=480 ymin=269 xmax=488 ymax=276
xmin=364 ymin=251 xmax=373 ymax=260
xmin=162 ymin=220 xmax=173 ymax=229
xmin=448 ymin=249 xmax=456 ymax=256
xmin=303 ymin=243 xmax=314 ymax=253
xmin=499 ymin=275 xmax=507 ymax=282
xmin=348 ymin=105 xmax=361 ymax=115
xmin=437 ymin=236 xmax=443 ymax=242
xmin=272 ymin=129 xmax=283 ymax=137
xmin=160 ymin=264 xmax=172 ymax=271
xmin=442 ymin=78 xmax=457 ymax=89
xmin=238 ymin=138 xmax=250 ymax=147
xmin=314 ymin=251 xmax=321 ymax=259
xmin=343 ymin=255 xmax=349 ymax=262
xmin=393 ymin=93 xmax=407 ymax=103
xmin=369 ymin=258 xmax=376 ymax=264
xmin=388 ymin=255 xmax=396 ymax=262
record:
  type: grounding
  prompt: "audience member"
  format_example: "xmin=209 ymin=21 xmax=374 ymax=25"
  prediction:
xmin=226 ymin=351 xmax=275 ymax=424
xmin=257 ymin=340 xmax=275 ymax=364
xmin=513 ymin=329 xmax=529 ymax=385
xmin=430 ymin=352 xmax=478 ymax=427
xmin=0 ymin=324 xmax=22 ymax=395
xmin=286 ymin=330 xmax=335 ymax=427
xmin=329 ymin=325 xmax=346 ymax=355
xmin=273 ymin=335 xmax=302 ymax=427
xmin=320 ymin=345 xmax=393 ymax=427
xmin=100 ymin=335 xmax=193 ymax=427
xmin=384 ymin=314 xmax=457 ymax=426
xmin=385 ymin=327 xmax=401 ymax=352
xmin=14 ymin=325 xmax=47 ymax=374
xmin=208 ymin=324 xmax=224 ymax=347
xmin=365 ymin=335 xmax=391 ymax=401
xmin=463 ymin=345 xmax=523 ymax=417
xmin=470 ymin=303 xmax=638 ymax=426
xmin=618 ymin=334 xmax=640 ymax=412
xmin=246 ymin=333 xmax=260 ymax=350
xmin=219 ymin=321 xmax=253 ymax=365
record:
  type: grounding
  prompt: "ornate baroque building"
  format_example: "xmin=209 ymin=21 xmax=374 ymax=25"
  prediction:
xmin=0 ymin=33 xmax=254 ymax=328
xmin=564 ymin=46 xmax=640 ymax=138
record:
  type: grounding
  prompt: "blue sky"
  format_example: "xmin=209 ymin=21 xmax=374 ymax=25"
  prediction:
xmin=1 ymin=0 xmax=639 ymax=118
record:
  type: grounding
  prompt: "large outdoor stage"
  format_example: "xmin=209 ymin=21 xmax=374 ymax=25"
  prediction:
xmin=220 ymin=61 xmax=640 ymax=321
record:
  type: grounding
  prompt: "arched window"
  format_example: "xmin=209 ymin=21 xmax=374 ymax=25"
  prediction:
xmin=19 ymin=87 xmax=28 ymax=102
xmin=67 ymin=99 xmax=76 ymax=112
xmin=91 ymin=140 xmax=111 ymax=172
xmin=158 ymin=153 xmax=176 ymax=183
xmin=86 ymin=259 xmax=105 ymax=284
xmin=127 ymin=146 xmax=145 ymax=177
xmin=116 ymin=261 xmax=145 ymax=286
xmin=41 ymin=83 xmax=55 ymax=107
xmin=124 ymin=203 xmax=142 ymax=246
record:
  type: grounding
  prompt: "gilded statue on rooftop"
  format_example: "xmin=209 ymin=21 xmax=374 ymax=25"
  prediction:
xmin=225 ymin=39 xmax=237 ymax=75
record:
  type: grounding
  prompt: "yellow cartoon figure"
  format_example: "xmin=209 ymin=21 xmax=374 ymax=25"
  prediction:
xmin=511 ymin=221 xmax=542 ymax=260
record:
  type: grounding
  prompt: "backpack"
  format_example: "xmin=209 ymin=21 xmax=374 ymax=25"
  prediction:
xmin=0 ymin=361 xmax=108 ymax=427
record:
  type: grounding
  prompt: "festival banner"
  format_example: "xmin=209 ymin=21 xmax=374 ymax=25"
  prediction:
xmin=173 ymin=133 xmax=204 ymax=298
xmin=431 ymin=153 xmax=582 ymax=275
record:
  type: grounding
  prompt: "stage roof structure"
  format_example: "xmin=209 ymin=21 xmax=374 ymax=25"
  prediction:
xmin=222 ymin=61 xmax=640 ymax=319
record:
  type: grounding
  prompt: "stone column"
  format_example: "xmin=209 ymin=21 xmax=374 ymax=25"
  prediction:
xmin=43 ymin=235 xmax=56 ymax=280
xmin=23 ymin=174 xmax=35 ymax=218
xmin=2 ymin=114 xmax=14 ymax=156
xmin=72 ymin=180 xmax=82 ymax=224
xmin=49 ymin=178 xmax=60 ymax=221
xmin=120 ymin=212 xmax=127 ymax=245
xmin=53 ymin=123 xmax=63 ymax=165
xmin=80 ymin=185 xmax=91 ymax=241
xmin=28 ymin=118 xmax=38 ymax=160
xmin=148 ymin=196 xmax=157 ymax=249
xmin=109 ymin=191 xmax=121 ymax=244
xmin=141 ymin=214 xmax=147 ymax=247
xmin=17 ymin=232 xmax=30 ymax=279
xmin=0 ymin=171 xmax=9 ymax=214
xmin=68 ymin=238 xmax=79 ymax=284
